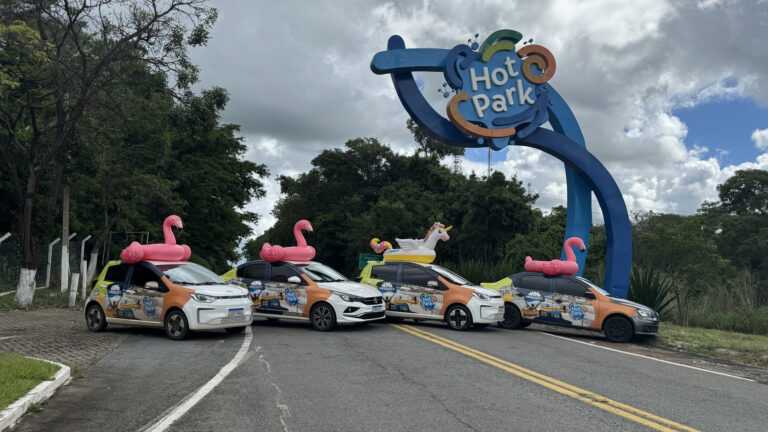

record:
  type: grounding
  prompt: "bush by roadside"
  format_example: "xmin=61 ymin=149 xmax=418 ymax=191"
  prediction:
xmin=0 ymin=353 xmax=59 ymax=411
xmin=686 ymin=306 xmax=768 ymax=336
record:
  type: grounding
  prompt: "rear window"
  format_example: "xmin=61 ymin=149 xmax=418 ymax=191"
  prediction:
xmin=241 ymin=262 xmax=267 ymax=280
xmin=518 ymin=275 xmax=552 ymax=292
xmin=105 ymin=264 xmax=129 ymax=283
xmin=370 ymin=264 xmax=398 ymax=281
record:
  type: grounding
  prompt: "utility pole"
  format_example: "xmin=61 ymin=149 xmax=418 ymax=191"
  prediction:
xmin=452 ymin=154 xmax=461 ymax=174
xmin=60 ymin=185 xmax=69 ymax=293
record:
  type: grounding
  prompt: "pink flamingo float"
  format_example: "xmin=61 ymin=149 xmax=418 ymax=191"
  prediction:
xmin=260 ymin=219 xmax=316 ymax=262
xmin=524 ymin=237 xmax=586 ymax=275
xmin=120 ymin=215 xmax=192 ymax=264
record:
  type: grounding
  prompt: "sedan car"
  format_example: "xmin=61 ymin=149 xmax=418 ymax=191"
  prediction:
xmin=482 ymin=272 xmax=658 ymax=342
xmin=221 ymin=260 xmax=385 ymax=331
xmin=86 ymin=260 xmax=253 ymax=340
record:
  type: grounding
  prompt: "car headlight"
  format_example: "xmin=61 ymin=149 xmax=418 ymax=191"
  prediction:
xmin=472 ymin=292 xmax=491 ymax=301
xmin=190 ymin=293 xmax=216 ymax=303
xmin=636 ymin=308 xmax=655 ymax=318
xmin=335 ymin=292 xmax=364 ymax=303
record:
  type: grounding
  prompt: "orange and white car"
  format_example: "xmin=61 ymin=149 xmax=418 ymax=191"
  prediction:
xmin=85 ymin=260 xmax=252 ymax=340
xmin=221 ymin=260 xmax=385 ymax=331
xmin=482 ymin=272 xmax=659 ymax=342
xmin=358 ymin=261 xmax=505 ymax=330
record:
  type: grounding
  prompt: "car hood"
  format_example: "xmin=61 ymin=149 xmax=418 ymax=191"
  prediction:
xmin=465 ymin=285 xmax=501 ymax=297
xmin=316 ymin=281 xmax=382 ymax=297
xmin=190 ymin=284 xmax=249 ymax=297
xmin=609 ymin=296 xmax=654 ymax=312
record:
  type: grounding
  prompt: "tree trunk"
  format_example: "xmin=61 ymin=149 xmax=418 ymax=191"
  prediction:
xmin=14 ymin=267 xmax=37 ymax=307
xmin=86 ymin=251 xmax=100 ymax=285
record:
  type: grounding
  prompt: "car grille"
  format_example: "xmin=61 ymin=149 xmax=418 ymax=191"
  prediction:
xmin=357 ymin=311 xmax=386 ymax=320
xmin=220 ymin=314 xmax=250 ymax=324
xmin=362 ymin=296 xmax=382 ymax=305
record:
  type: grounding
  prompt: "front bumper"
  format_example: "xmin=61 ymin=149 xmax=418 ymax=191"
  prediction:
xmin=631 ymin=316 xmax=659 ymax=335
xmin=333 ymin=299 xmax=387 ymax=324
xmin=185 ymin=298 xmax=254 ymax=330
xmin=469 ymin=298 xmax=505 ymax=324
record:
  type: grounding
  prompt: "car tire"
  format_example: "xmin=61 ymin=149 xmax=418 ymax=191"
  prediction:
xmin=445 ymin=304 xmax=473 ymax=331
xmin=164 ymin=309 xmax=190 ymax=341
xmin=85 ymin=303 xmax=107 ymax=332
xmin=497 ymin=303 xmax=522 ymax=329
xmin=310 ymin=302 xmax=336 ymax=331
xmin=519 ymin=321 xmax=532 ymax=328
xmin=473 ymin=323 xmax=490 ymax=329
xmin=603 ymin=315 xmax=634 ymax=343
xmin=225 ymin=326 xmax=246 ymax=334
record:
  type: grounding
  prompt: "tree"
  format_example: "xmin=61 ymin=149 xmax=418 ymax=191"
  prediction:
xmin=407 ymin=118 xmax=465 ymax=158
xmin=717 ymin=169 xmax=768 ymax=216
xmin=0 ymin=0 xmax=217 ymax=306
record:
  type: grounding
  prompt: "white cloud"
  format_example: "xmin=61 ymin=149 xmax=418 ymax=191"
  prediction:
xmin=190 ymin=0 xmax=768 ymax=237
xmin=752 ymin=128 xmax=768 ymax=150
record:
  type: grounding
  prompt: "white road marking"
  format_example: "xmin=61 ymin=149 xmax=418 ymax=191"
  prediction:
xmin=139 ymin=326 xmax=254 ymax=432
xmin=536 ymin=331 xmax=756 ymax=382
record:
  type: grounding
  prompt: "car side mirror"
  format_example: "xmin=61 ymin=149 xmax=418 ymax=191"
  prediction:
xmin=427 ymin=280 xmax=439 ymax=288
xmin=287 ymin=276 xmax=302 ymax=284
xmin=144 ymin=281 xmax=159 ymax=290
xmin=584 ymin=290 xmax=596 ymax=300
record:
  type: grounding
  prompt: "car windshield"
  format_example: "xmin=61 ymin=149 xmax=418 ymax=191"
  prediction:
xmin=576 ymin=277 xmax=612 ymax=296
xmin=429 ymin=265 xmax=472 ymax=285
xmin=295 ymin=262 xmax=348 ymax=282
xmin=155 ymin=262 xmax=227 ymax=285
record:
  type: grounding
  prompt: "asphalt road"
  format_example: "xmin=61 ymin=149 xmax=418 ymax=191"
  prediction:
xmin=14 ymin=318 xmax=768 ymax=432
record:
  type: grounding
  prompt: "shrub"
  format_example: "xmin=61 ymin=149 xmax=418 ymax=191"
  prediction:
xmin=628 ymin=266 xmax=676 ymax=320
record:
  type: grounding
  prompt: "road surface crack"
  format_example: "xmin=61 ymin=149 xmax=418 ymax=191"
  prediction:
xmin=259 ymin=353 xmax=291 ymax=432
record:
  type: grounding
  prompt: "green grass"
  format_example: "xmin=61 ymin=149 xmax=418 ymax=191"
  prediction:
xmin=686 ymin=307 xmax=768 ymax=335
xmin=0 ymin=353 xmax=59 ymax=411
xmin=651 ymin=323 xmax=768 ymax=368
xmin=0 ymin=289 xmax=74 ymax=311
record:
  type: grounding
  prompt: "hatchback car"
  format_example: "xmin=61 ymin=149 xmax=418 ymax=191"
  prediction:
xmin=85 ymin=260 xmax=253 ymax=340
xmin=359 ymin=261 xmax=504 ymax=330
xmin=482 ymin=272 xmax=658 ymax=342
xmin=221 ymin=260 xmax=385 ymax=331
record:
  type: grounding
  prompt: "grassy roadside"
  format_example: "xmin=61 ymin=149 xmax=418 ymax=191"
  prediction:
xmin=0 ymin=353 xmax=59 ymax=411
xmin=0 ymin=289 xmax=74 ymax=312
xmin=650 ymin=322 xmax=768 ymax=368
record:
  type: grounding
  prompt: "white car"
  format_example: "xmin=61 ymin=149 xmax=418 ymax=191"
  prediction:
xmin=222 ymin=260 xmax=386 ymax=331
xmin=86 ymin=260 xmax=253 ymax=340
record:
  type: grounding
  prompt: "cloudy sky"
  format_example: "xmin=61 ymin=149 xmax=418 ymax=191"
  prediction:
xmin=189 ymin=0 xmax=768 ymax=237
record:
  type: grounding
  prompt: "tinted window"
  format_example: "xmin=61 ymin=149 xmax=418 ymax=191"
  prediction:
xmin=243 ymin=262 xmax=267 ymax=280
xmin=156 ymin=263 xmax=226 ymax=285
xmin=370 ymin=264 xmax=398 ymax=281
xmin=518 ymin=276 xmax=552 ymax=292
xmin=129 ymin=265 xmax=161 ymax=288
xmin=401 ymin=265 xmax=437 ymax=287
xmin=556 ymin=278 xmax=588 ymax=297
xmin=105 ymin=264 xmax=129 ymax=283
xmin=269 ymin=264 xmax=301 ymax=283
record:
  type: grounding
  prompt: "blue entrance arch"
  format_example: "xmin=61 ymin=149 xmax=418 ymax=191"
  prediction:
xmin=371 ymin=34 xmax=631 ymax=298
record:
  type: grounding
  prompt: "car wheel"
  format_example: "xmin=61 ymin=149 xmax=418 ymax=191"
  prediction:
xmin=310 ymin=302 xmax=336 ymax=331
xmin=497 ymin=303 xmax=522 ymax=329
xmin=225 ymin=326 xmax=246 ymax=334
xmin=603 ymin=316 xmax=634 ymax=343
xmin=445 ymin=304 xmax=472 ymax=331
xmin=85 ymin=303 xmax=107 ymax=332
xmin=473 ymin=323 xmax=490 ymax=329
xmin=164 ymin=310 xmax=190 ymax=341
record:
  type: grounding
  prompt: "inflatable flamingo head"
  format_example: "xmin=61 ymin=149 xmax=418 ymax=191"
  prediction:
xmin=565 ymin=236 xmax=586 ymax=252
xmin=295 ymin=219 xmax=313 ymax=232
xmin=165 ymin=215 xmax=183 ymax=230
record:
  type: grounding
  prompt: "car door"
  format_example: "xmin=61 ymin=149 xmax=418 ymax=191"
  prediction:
xmin=239 ymin=261 xmax=268 ymax=298
xmin=100 ymin=263 xmax=130 ymax=318
xmin=368 ymin=263 xmax=401 ymax=309
xmin=553 ymin=277 xmax=596 ymax=328
xmin=515 ymin=275 xmax=559 ymax=324
xmin=399 ymin=264 xmax=445 ymax=318
xmin=264 ymin=262 xmax=306 ymax=317
xmin=125 ymin=263 xmax=166 ymax=323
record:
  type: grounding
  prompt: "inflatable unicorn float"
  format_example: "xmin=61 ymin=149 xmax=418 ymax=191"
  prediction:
xmin=370 ymin=222 xmax=452 ymax=264
xmin=120 ymin=215 xmax=192 ymax=263
xmin=524 ymin=237 xmax=586 ymax=275
xmin=260 ymin=219 xmax=316 ymax=262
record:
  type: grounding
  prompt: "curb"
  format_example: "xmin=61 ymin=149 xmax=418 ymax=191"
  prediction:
xmin=0 ymin=358 xmax=71 ymax=431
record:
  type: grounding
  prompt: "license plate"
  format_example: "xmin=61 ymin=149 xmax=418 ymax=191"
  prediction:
xmin=372 ymin=305 xmax=383 ymax=312
xmin=228 ymin=308 xmax=244 ymax=316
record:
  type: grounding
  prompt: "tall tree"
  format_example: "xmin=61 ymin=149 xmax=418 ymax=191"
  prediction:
xmin=407 ymin=118 xmax=465 ymax=158
xmin=0 ymin=0 xmax=217 ymax=306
